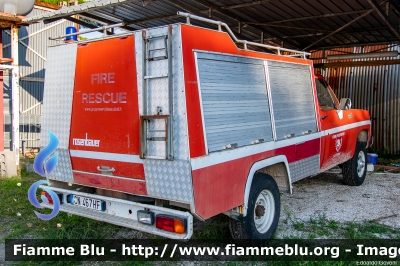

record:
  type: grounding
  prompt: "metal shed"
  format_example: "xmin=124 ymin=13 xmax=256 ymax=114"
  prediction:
xmin=312 ymin=44 xmax=400 ymax=155
xmin=20 ymin=0 xmax=400 ymax=155
xmin=2 ymin=3 xmax=73 ymax=152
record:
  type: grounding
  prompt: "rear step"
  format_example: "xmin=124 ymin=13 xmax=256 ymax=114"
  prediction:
xmin=41 ymin=186 xmax=193 ymax=240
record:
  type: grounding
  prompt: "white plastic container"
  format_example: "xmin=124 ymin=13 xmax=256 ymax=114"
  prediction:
xmin=0 ymin=0 xmax=35 ymax=16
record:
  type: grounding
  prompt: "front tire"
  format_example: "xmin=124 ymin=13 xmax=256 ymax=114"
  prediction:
xmin=229 ymin=173 xmax=280 ymax=242
xmin=342 ymin=141 xmax=367 ymax=186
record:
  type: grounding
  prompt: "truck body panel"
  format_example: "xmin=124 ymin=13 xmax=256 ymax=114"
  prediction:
xmin=69 ymin=36 xmax=147 ymax=196
xmin=39 ymin=22 xmax=371 ymax=238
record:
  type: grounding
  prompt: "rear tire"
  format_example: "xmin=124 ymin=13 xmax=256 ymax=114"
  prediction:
xmin=229 ymin=173 xmax=280 ymax=243
xmin=342 ymin=141 xmax=367 ymax=186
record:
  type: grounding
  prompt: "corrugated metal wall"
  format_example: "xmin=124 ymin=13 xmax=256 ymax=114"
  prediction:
xmin=311 ymin=45 xmax=400 ymax=155
xmin=2 ymin=6 xmax=73 ymax=150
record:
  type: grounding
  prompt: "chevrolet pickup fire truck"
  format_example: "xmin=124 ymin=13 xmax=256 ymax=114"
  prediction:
xmin=39 ymin=12 xmax=371 ymax=241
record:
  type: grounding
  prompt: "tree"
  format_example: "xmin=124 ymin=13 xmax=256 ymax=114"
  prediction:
xmin=36 ymin=0 xmax=85 ymax=5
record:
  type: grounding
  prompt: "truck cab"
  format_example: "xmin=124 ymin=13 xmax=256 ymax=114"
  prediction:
xmin=315 ymin=74 xmax=371 ymax=184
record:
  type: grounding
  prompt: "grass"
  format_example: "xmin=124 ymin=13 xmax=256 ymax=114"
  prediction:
xmin=366 ymin=148 xmax=400 ymax=173
xmin=373 ymin=154 xmax=400 ymax=173
xmin=0 ymin=172 xmax=121 ymax=241
xmin=192 ymin=214 xmax=231 ymax=240
xmin=2 ymin=164 xmax=400 ymax=265
xmin=267 ymin=262 xmax=355 ymax=266
xmin=367 ymin=148 xmax=400 ymax=166
xmin=279 ymin=208 xmax=400 ymax=240
xmin=342 ymin=220 xmax=400 ymax=239
xmin=0 ymin=164 xmax=232 ymax=242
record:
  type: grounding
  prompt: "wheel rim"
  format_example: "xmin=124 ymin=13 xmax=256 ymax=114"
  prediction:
xmin=253 ymin=189 xmax=275 ymax=234
xmin=357 ymin=150 xmax=366 ymax=177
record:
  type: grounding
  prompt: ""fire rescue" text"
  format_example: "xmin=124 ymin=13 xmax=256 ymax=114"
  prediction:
xmin=82 ymin=92 xmax=127 ymax=104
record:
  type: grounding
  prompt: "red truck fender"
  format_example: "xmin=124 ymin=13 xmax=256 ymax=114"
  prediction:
xmin=243 ymin=155 xmax=292 ymax=217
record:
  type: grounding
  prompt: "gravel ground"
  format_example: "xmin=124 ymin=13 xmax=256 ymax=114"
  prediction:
xmin=278 ymin=169 xmax=400 ymax=232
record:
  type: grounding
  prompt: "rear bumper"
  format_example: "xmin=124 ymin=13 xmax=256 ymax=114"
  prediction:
xmin=40 ymin=186 xmax=193 ymax=240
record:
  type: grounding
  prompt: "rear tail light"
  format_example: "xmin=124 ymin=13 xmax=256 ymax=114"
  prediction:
xmin=155 ymin=215 xmax=186 ymax=234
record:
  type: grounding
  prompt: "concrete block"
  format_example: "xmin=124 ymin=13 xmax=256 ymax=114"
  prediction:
xmin=0 ymin=150 xmax=18 ymax=177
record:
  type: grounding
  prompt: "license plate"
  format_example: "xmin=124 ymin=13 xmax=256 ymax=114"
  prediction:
xmin=69 ymin=195 xmax=105 ymax=211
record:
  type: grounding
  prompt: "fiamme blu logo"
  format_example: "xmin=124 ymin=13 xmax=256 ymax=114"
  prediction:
xmin=27 ymin=131 xmax=60 ymax=220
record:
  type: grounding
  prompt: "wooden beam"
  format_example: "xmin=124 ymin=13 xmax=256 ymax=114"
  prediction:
xmin=366 ymin=0 xmax=400 ymax=40
xmin=64 ymin=17 xmax=114 ymax=35
xmin=0 ymin=12 xmax=29 ymax=28
xmin=221 ymin=0 xmax=272 ymax=10
xmin=303 ymin=9 xmax=374 ymax=51
xmin=94 ymin=9 xmax=140 ymax=29
xmin=187 ymin=0 xmax=300 ymax=48
xmin=388 ymin=0 xmax=400 ymax=14
xmin=244 ymin=9 xmax=373 ymax=26
xmin=79 ymin=12 xmax=136 ymax=31
xmin=258 ymin=26 xmax=393 ymax=41
xmin=0 ymin=13 xmax=22 ymax=23
xmin=169 ymin=0 xmax=290 ymax=46
xmin=314 ymin=59 xmax=400 ymax=68
xmin=0 ymin=58 xmax=13 ymax=63
xmin=125 ymin=14 xmax=181 ymax=26
xmin=312 ymin=41 xmax=399 ymax=50
xmin=167 ymin=0 xmax=203 ymax=16
xmin=34 ymin=1 xmax=61 ymax=10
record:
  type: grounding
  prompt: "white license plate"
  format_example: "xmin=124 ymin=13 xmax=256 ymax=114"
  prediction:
xmin=70 ymin=195 xmax=105 ymax=211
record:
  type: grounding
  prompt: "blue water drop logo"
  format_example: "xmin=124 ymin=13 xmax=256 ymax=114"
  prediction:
xmin=33 ymin=131 xmax=59 ymax=176
xmin=28 ymin=180 xmax=60 ymax=220
xmin=28 ymin=131 xmax=61 ymax=220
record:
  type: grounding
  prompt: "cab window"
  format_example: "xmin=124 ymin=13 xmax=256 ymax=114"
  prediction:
xmin=315 ymin=78 xmax=338 ymax=111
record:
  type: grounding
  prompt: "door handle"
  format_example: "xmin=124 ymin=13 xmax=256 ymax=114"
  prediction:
xmin=321 ymin=115 xmax=328 ymax=120
xmin=97 ymin=166 xmax=115 ymax=175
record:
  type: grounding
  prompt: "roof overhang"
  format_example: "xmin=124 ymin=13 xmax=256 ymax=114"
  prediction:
xmin=22 ymin=0 xmax=400 ymax=51
xmin=24 ymin=0 xmax=138 ymax=24
xmin=0 ymin=12 xmax=28 ymax=28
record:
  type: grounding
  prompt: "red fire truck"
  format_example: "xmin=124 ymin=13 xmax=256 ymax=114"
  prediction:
xmin=40 ymin=12 xmax=371 ymax=240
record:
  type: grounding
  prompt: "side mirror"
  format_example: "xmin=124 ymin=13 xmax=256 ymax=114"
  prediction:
xmin=340 ymin=98 xmax=352 ymax=110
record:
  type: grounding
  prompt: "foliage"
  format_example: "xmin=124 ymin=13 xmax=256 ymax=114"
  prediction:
xmin=367 ymin=147 xmax=400 ymax=166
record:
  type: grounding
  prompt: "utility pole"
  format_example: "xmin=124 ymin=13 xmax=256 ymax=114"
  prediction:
xmin=11 ymin=24 xmax=19 ymax=166
xmin=67 ymin=0 xmax=79 ymax=32
xmin=74 ymin=0 xmax=79 ymax=32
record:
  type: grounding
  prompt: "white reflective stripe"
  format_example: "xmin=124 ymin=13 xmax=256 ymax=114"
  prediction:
xmin=72 ymin=170 xmax=146 ymax=182
xmin=70 ymin=150 xmax=143 ymax=164
xmin=324 ymin=120 xmax=371 ymax=135
xmin=191 ymin=133 xmax=320 ymax=170
xmin=191 ymin=120 xmax=370 ymax=170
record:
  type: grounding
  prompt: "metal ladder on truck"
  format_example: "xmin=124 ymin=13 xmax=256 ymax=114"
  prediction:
xmin=140 ymin=26 xmax=173 ymax=161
